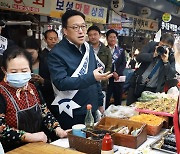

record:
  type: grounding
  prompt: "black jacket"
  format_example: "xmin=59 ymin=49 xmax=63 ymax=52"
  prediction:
xmin=37 ymin=53 xmax=55 ymax=109
xmin=135 ymin=41 xmax=177 ymax=92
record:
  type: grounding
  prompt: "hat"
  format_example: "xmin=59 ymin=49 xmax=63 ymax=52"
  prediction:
xmin=0 ymin=20 xmax=5 ymax=27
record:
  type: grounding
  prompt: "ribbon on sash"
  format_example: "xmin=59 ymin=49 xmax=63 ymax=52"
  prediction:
xmin=112 ymin=46 xmax=123 ymax=71
xmin=0 ymin=35 xmax=7 ymax=55
xmin=112 ymin=46 xmax=123 ymax=64
xmin=52 ymin=42 xmax=105 ymax=118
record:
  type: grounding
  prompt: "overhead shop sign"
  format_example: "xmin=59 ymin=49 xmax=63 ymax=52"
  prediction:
xmin=162 ymin=13 xmax=172 ymax=22
xmin=0 ymin=0 xmax=51 ymax=16
xmin=106 ymin=23 xmax=122 ymax=30
xmin=161 ymin=21 xmax=180 ymax=32
xmin=109 ymin=11 xmax=158 ymax=31
xmin=50 ymin=0 xmax=107 ymax=24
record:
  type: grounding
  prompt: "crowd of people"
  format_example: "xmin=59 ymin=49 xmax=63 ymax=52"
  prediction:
xmin=0 ymin=9 xmax=180 ymax=153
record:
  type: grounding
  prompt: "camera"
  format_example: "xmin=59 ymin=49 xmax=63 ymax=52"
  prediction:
xmin=156 ymin=45 xmax=169 ymax=55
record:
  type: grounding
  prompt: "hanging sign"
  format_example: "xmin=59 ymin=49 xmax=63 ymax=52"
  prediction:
xmin=50 ymin=0 xmax=107 ymax=24
xmin=109 ymin=11 xmax=158 ymax=31
xmin=106 ymin=23 xmax=122 ymax=30
xmin=111 ymin=0 xmax=124 ymax=12
xmin=140 ymin=7 xmax=151 ymax=18
xmin=161 ymin=21 xmax=180 ymax=32
xmin=162 ymin=13 xmax=172 ymax=22
xmin=0 ymin=0 xmax=51 ymax=16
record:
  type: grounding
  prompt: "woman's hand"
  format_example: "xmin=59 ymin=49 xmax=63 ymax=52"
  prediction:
xmin=30 ymin=74 xmax=44 ymax=85
xmin=0 ymin=125 xmax=5 ymax=133
xmin=23 ymin=132 xmax=47 ymax=143
xmin=55 ymin=127 xmax=71 ymax=138
xmin=93 ymin=67 xmax=113 ymax=81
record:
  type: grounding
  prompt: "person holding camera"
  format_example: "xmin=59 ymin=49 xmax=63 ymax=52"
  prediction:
xmin=126 ymin=33 xmax=177 ymax=105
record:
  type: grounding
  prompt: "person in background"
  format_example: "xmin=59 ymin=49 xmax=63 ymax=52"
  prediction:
xmin=0 ymin=47 xmax=70 ymax=152
xmin=87 ymin=25 xmax=112 ymax=109
xmin=105 ymin=29 xmax=126 ymax=108
xmin=173 ymin=41 xmax=180 ymax=154
xmin=47 ymin=10 xmax=112 ymax=130
xmin=0 ymin=20 xmax=16 ymax=81
xmin=42 ymin=29 xmax=59 ymax=55
xmin=126 ymin=33 xmax=177 ymax=105
xmin=21 ymin=36 xmax=55 ymax=111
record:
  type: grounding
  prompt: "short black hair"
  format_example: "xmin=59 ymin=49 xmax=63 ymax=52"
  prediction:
xmin=106 ymin=29 xmax=118 ymax=39
xmin=160 ymin=33 xmax=175 ymax=46
xmin=21 ymin=36 xmax=40 ymax=52
xmin=61 ymin=10 xmax=85 ymax=28
xmin=87 ymin=25 xmax=101 ymax=34
xmin=44 ymin=29 xmax=58 ymax=39
xmin=2 ymin=46 xmax=32 ymax=71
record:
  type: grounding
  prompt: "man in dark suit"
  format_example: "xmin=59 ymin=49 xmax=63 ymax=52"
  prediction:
xmin=47 ymin=10 xmax=112 ymax=129
xmin=106 ymin=29 xmax=126 ymax=108
xmin=42 ymin=29 xmax=58 ymax=55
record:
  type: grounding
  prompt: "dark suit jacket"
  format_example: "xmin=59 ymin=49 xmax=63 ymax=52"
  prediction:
xmin=37 ymin=53 xmax=55 ymax=108
xmin=47 ymin=37 xmax=104 ymax=115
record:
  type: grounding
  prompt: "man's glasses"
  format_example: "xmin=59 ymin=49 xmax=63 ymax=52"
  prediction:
xmin=67 ymin=24 xmax=87 ymax=32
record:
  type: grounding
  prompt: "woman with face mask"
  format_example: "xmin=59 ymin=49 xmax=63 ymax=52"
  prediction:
xmin=0 ymin=47 xmax=70 ymax=152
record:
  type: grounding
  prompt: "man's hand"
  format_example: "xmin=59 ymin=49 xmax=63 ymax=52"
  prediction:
xmin=153 ymin=46 xmax=159 ymax=58
xmin=98 ymin=106 xmax=104 ymax=114
xmin=113 ymin=72 xmax=119 ymax=80
xmin=55 ymin=127 xmax=71 ymax=138
xmin=161 ymin=48 xmax=169 ymax=63
xmin=93 ymin=67 xmax=113 ymax=81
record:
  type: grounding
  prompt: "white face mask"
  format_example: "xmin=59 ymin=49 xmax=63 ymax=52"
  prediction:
xmin=175 ymin=63 xmax=180 ymax=74
xmin=6 ymin=72 xmax=31 ymax=88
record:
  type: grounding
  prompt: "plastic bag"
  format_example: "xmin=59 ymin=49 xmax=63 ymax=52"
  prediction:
xmin=167 ymin=86 xmax=179 ymax=101
xmin=104 ymin=105 xmax=138 ymax=118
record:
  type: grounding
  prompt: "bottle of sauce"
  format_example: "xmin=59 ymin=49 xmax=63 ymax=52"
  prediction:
xmin=85 ymin=104 xmax=94 ymax=131
xmin=101 ymin=133 xmax=114 ymax=154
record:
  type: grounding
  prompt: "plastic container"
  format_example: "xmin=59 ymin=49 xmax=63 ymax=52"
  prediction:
xmin=101 ymin=133 xmax=114 ymax=154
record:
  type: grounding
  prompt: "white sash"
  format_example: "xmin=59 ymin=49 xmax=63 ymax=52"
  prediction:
xmin=0 ymin=35 xmax=7 ymax=55
xmin=52 ymin=42 xmax=105 ymax=118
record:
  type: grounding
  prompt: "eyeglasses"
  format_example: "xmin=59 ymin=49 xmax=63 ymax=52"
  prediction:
xmin=67 ymin=24 xmax=87 ymax=32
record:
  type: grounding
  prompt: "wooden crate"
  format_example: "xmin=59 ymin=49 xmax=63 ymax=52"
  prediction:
xmin=95 ymin=117 xmax=147 ymax=149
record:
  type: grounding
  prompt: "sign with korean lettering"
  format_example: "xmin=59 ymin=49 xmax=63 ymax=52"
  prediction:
xmin=50 ymin=0 xmax=107 ymax=24
xmin=161 ymin=21 xmax=180 ymax=32
xmin=162 ymin=13 xmax=172 ymax=22
xmin=106 ymin=24 xmax=122 ymax=30
xmin=0 ymin=0 xmax=51 ymax=16
xmin=109 ymin=11 xmax=158 ymax=31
